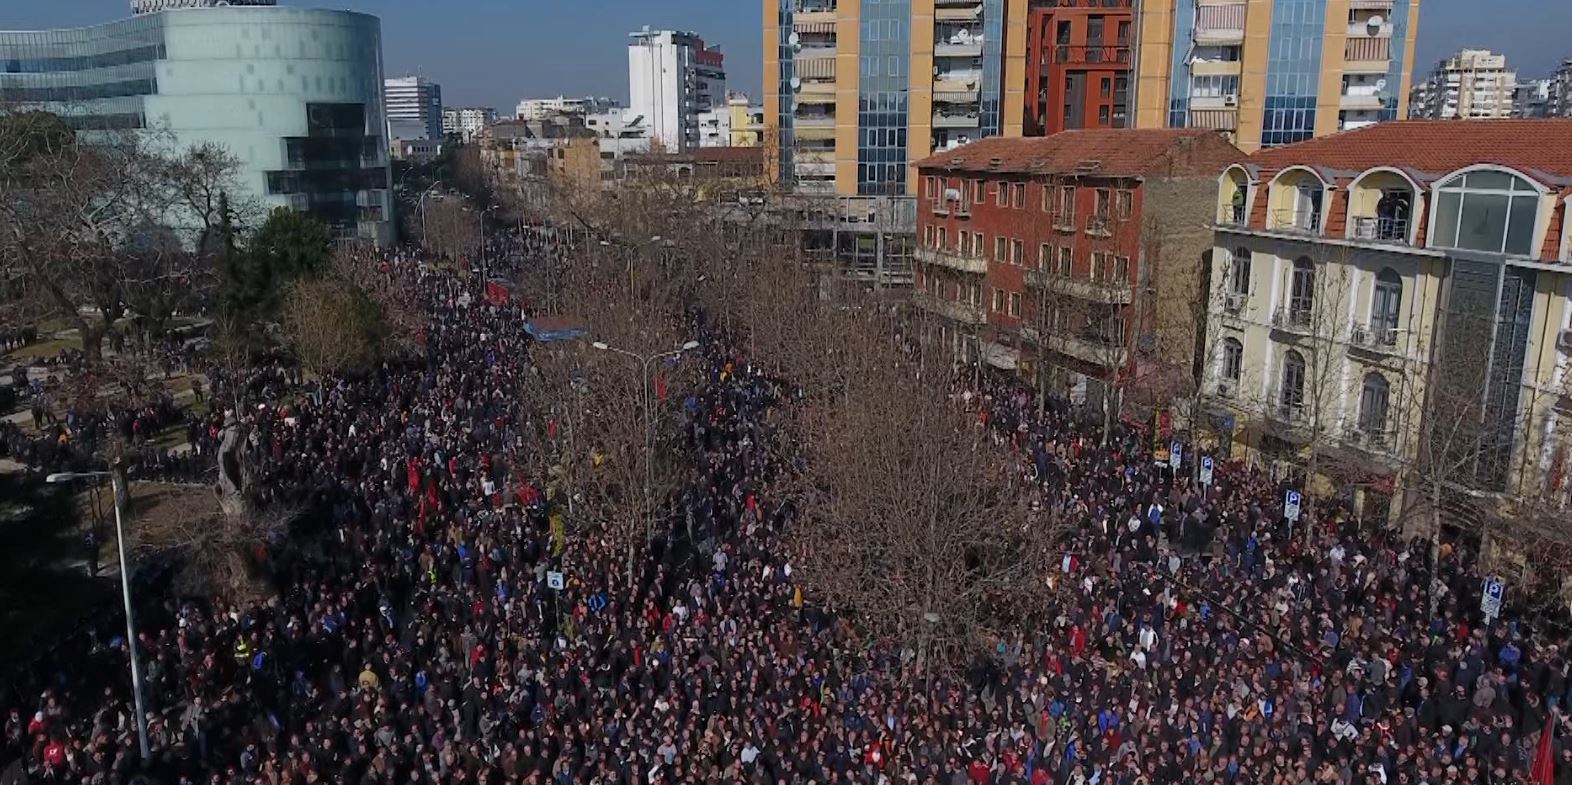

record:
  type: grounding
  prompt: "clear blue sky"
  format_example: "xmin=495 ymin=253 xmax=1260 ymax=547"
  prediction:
xmin=6 ymin=0 xmax=1570 ymax=113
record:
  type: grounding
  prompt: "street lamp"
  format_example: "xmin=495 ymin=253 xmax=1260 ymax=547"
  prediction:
xmin=46 ymin=468 xmax=150 ymax=762
xmin=479 ymin=204 xmax=501 ymax=291
xmin=418 ymin=180 xmax=443 ymax=248
xmin=590 ymin=339 xmax=701 ymax=575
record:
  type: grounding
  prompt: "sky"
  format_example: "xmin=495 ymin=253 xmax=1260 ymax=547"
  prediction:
xmin=6 ymin=0 xmax=1571 ymax=113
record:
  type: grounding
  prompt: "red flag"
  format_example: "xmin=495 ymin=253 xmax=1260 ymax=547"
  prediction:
xmin=1532 ymin=720 xmax=1556 ymax=785
xmin=655 ymin=374 xmax=668 ymax=403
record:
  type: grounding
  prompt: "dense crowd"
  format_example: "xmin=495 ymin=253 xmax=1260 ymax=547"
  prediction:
xmin=1 ymin=231 xmax=1568 ymax=785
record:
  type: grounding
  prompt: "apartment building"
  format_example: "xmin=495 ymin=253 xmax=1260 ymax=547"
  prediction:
xmin=1409 ymin=49 xmax=1516 ymax=120
xmin=1024 ymin=0 xmax=1135 ymax=136
xmin=385 ymin=75 xmax=444 ymax=142
xmin=1205 ymin=120 xmax=1572 ymax=521
xmin=911 ymin=129 xmax=1242 ymax=407
xmin=1134 ymin=0 xmax=1421 ymax=152
xmin=442 ymin=107 xmax=496 ymax=142
xmin=698 ymin=93 xmax=766 ymax=148
xmin=629 ymin=28 xmax=727 ymax=153
xmin=1547 ymin=59 xmax=1572 ymax=119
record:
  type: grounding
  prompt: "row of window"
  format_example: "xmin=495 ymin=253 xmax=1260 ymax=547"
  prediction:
xmin=924 ymin=226 xmax=1130 ymax=281
xmin=922 ymin=176 xmax=1134 ymax=220
xmin=1217 ymin=339 xmax=1393 ymax=436
xmin=0 ymin=77 xmax=155 ymax=103
xmin=1224 ymin=247 xmax=1404 ymax=337
xmin=0 ymin=45 xmax=165 ymax=75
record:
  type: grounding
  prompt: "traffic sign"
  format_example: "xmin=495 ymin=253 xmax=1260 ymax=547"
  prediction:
xmin=1199 ymin=456 xmax=1215 ymax=486
xmin=1481 ymin=577 xmax=1505 ymax=622
xmin=546 ymin=571 xmax=565 ymax=591
xmin=1283 ymin=490 xmax=1302 ymax=522
xmin=1169 ymin=441 xmax=1183 ymax=470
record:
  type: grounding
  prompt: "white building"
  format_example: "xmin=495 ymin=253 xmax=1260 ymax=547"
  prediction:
xmin=384 ymin=75 xmax=443 ymax=141
xmin=1 ymin=4 xmax=393 ymax=245
xmin=442 ymin=107 xmax=495 ymax=142
xmin=131 ymin=0 xmax=274 ymax=11
xmin=514 ymin=96 xmax=618 ymax=121
xmin=1548 ymin=60 xmax=1572 ymax=119
xmin=627 ymin=27 xmax=725 ymax=153
xmin=1408 ymin=49 xmax=1516 ymax=120
xmin=584 ymin=109 xmax=651 ymax=159
xmin=697 ymin=106 xmax=731 ymax=149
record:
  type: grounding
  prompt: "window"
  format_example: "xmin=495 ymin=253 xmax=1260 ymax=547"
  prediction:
xmin=1100 ymin=78 xmax=1112 ymax=99
xmin=1010 ymin=239 xmax=1024 ymax=266
xmin=1058 ymin=186 xmax=1076 ymax=220
xmin=1280 ymin=350 xmax=1306 ymax=416
xmin=995 ymin=236 xmax=1007 ymax=262
xmin=1112 ymin=255 xmax=1129 ymax=281
xmin=1041 ymin=183 xmax=1052 ymax=212
xmin=1092 ymin=252 xmax=1109 ymax=281
xmin=1040 ymin=243 xmax=1052 ymax=269
xmin=1359 ymin=373 xmax=1391 ymax=436
xmin=1115 ymin=190 xmax=1134 ymax=219
xmin=1094 ymin=189 xmax=1112 ymax=219
xmin=996 ymin=182 xmax=1009 ymax=207
xmin=968 ymin=282 xmax=982 ymax=305
xmin=1012 ymin=183 xmax=1025 ymax=209
xmin=970 ymin=179 xmax=984 ymax=204
xmin=1431 ymin=169 xmax=1541 ymax=256
xmin=958 ymin=231 xmax=970 ymax=256
xmin=1058 ymin=246 xmax=1074 ymax=275
xmin=923 ymin=226 xmax=934 ymax=248
xmin=1370 ymin=268 xmax=1402 ymax=344
xmin=936 ymin=227 xmax=947 ymax=249
xmin=993 ymin=288 xmax=1007 ymax=313
xmin=1288 ymin=258 xmax=1315 ymax=320
xmin=1009 ymin=291 xmax=1023 ymax=318
xmin=1228 ymin=247 xmax=1251 ymax=296
xmin=1190 ymin=74 xmax=1241 ymax=99
xmin=924 ymin=176 xmax=937 ymax=198
xmin=1221 ymin=338 xmax=1243 ymax=383
xmin=973 ymin=232 xmax=984 ymax=256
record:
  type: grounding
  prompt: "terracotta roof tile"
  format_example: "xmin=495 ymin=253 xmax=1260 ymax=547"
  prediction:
xmin=914 ymin=129 xmax=1245 ymax=178
xmin=1245 ymin=120 xmax=1572 ymax=187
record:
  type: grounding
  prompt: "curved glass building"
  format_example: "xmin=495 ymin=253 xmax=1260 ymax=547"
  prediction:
xmin=0 ymin=4 xmax=393 ymax=245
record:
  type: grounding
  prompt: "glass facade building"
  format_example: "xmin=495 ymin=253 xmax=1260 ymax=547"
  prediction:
xmin=856 ymin=0 xmax=911 ymax=196
xmin=0 ymin=6 xmax=393 ymax=244
xmin=1259 ymin=0 xmax=1325 ymax=147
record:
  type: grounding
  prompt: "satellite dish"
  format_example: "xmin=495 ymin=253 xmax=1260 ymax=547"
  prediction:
xmin=1366 ymin=14 xmax=1384 ymax=28
xmin=1375 ymin=78 xmax=1388 ymax=91
xmin=790 ymin=77 xmax=802 ymax=90
xmin=789 ymin=32 xmax=801 ymax=47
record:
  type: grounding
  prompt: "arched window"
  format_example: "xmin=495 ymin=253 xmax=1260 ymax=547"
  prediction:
xmin=1280 ymin=349 xmax=1306 ymax=417
xmin=1288 ymin=257 xmax=1314 ymax=324
xmin=1432 ymin=169 xmax=1541 ymax=256
xmin=1221 ymin=338 xmax=1243 ymax=385
xmin=1227 ymin=247 xmax=1251 ymax=297
xmin=1370 ymin=268 xmax=1402 ymax=344
xmin=1359 ymin=373 xmax=1391 ymax=442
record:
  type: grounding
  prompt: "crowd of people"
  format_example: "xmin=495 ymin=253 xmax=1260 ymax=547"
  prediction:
xmin=1 ymin=229 xmax=1568 ymax=785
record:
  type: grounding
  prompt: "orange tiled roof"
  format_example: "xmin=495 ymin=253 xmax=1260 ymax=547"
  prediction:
xmin=914 ymin=129 xmax=1246 ymax=178
xmin=1245 ymin=120 xmax=1572 ymax=187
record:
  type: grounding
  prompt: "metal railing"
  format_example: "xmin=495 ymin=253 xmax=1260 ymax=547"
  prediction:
xmin=1085 ymin=213 xmax=1113 ymax=235
xmin=1351 ymin=216 xmax=1409 ymax=244
xmin=1349 ymin=321 xmax=1399 ymax=349
xmin=1270 ymin=208 xmax=1322 ymax=235
xmin=1052 ymin=45 xmax=1132 ymax=65
xmin=1271 ymin=306 xmax=1313 ymax=332
xmin=1220 ymin=203 xmax=1246 ymax=225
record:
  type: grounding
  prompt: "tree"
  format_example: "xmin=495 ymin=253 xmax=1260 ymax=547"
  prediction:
xmin=280 ymin=275 xmax=387 ymax=376
xmin=244 ymin=207 xmax=331 ymax=298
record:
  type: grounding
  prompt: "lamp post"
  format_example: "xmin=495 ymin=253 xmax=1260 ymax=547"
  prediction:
xmin=590 ymin=339 xmax=700 ymax=576
xmin=479 ymin=204 xmax=500 ymax=292
xmin=46 ymin=467 xmax=149 ymax=762
xmin=418 ymin=180 xmax=443 ymax=248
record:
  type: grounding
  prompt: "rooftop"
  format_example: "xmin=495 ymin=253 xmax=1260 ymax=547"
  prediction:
xmin=1244 ymin=119 xmax=1572 ymax=187
xmin=915 ymin=129 xmax=1244 ymax=178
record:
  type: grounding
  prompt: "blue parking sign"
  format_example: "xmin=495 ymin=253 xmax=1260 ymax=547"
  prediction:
xmin=1482 ymin=577 xmax=1505 ymax=621
xmin=1199 ymin=456 xmax=1214 ymax=485
xmin=1284 ymin=490 xmax=1302 ymax=522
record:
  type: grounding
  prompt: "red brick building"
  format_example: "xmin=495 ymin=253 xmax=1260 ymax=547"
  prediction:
xmin=912 ymin=129 xmax=1244 ymax=408
xmin=1025 ymin=0 xmax=1133 ymax=136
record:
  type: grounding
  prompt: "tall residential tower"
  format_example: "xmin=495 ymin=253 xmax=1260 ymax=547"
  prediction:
xmin=1408 ymin=49 xmax=1515 ymax=120
xmin=628 ymin=28 xmax=726 ymax=153
xmin=384 ymin=75 xmax=443 ymax=141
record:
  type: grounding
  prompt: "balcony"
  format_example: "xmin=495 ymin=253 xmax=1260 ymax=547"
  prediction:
xmin=1085 ymin=214 xmax=1114 ymax=237
xmin=1350 ymin=216 xmax=1409 ymax=245
xmin=933 ymin=77 xmax=980 ymax=95
xmin=1344 ymin=36 xmax=1391 ymax=68
xmin=1348 ymin=0 xmax=1393 ymax=8
xmin=1344 ymin=425 xmax=1395 ymax=455
xmin=1269 ymin=208 xmax=1322 ymax=235
xmin=793 ymin=112 xmax=835 ymax=128
xmin=1052 ymin=212 xmax=1077 ymax=232
xmin=933 ymin=109 xmax=981 ymax=128
xmin=1045 ymin=332 xmax=1129 ymax=368
xmin=912 ymin=292 xmax=987 ymax=325
xmin=1051 ymin=45 xmax=1132 ymax=66
xmin=916 ymin=246 xmax=989 ymax=275
xmin=1348 ymin=321 xmax=1401 ymax=353
xmin=1190 ymin=108 xmax=1239 ymax=131
xmin=1218 ymin=203 xmax=1247 ymax=226
xmin=1271 ymin=307 xmax=1313 ymax=335
xmin=1024 ymin=269 xmax=1134 ymax=304
xmin=936 ymin=40 xmax=985 ymax=58
xmin=1194 ymin=25 xmax=1244 ymax=46
xmin=935 ymin=5 xmax=982 ymax=21
xmin=1339 ymin=91 xmax=1386 ymax=111
xmin=1271 ymin=398 xmax=1308 ymax=426
xmin=933 ymin=90 xmax=981 ymax=105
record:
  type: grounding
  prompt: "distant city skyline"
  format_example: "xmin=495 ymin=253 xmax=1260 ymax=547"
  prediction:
xmin=6 ymin=0 xmax=1571 ymax=114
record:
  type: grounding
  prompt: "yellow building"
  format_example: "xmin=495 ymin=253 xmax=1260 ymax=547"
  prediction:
xmin=1134 ymin=0 xmax=1422 ymax=152
xmin=1202 ymin=120 xmax=1572 ymax=524
xmin=763 ymin=0 xmax=1028 ymax=198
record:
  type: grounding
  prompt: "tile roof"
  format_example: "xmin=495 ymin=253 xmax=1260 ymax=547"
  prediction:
xmin=913 ymin=129 xmax=1245 ymax=178
xmin=1244 ymin=120 xmax=1572 ymax=187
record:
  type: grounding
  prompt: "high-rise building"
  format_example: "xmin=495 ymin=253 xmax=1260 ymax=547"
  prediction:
xmin=384 ymin=75 xmax=443 ymax=141
xmin=1512 ymin=79 xmax=1551 ymax=119
xmin=1134 ymin=0 xmax=1421 ymax=151
xmin=1024 ymin=0 xmax=1135 ymax=136
xmin=0 ymin=3 xmax=393 ymax=244
xmin=514 ymin=96 xmax=620 ymax=121
xmin=1408 ymin=49 xmax=1516 ymax=120
xmin=764 ymin=0 xmax=1029 ymax=198
xmin=442 ymin=107 xmax=496 ymax=142
xmin=628 ymin=28 xmax=726 ymax=153
xmin=1546 ymin=59 xmax=1572 ymax=119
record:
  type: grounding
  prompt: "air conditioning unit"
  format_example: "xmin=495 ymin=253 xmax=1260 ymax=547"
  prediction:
xmin=1223 ymin=94 xmax=1239 ymax=107
xmin=1558 ymin=329 xmax=1572 ymax=352
xmin=1215 ymin=380 xmax=1236 ymax=398
xmin=1223 ymin=293 xmax=1245 ymax=313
